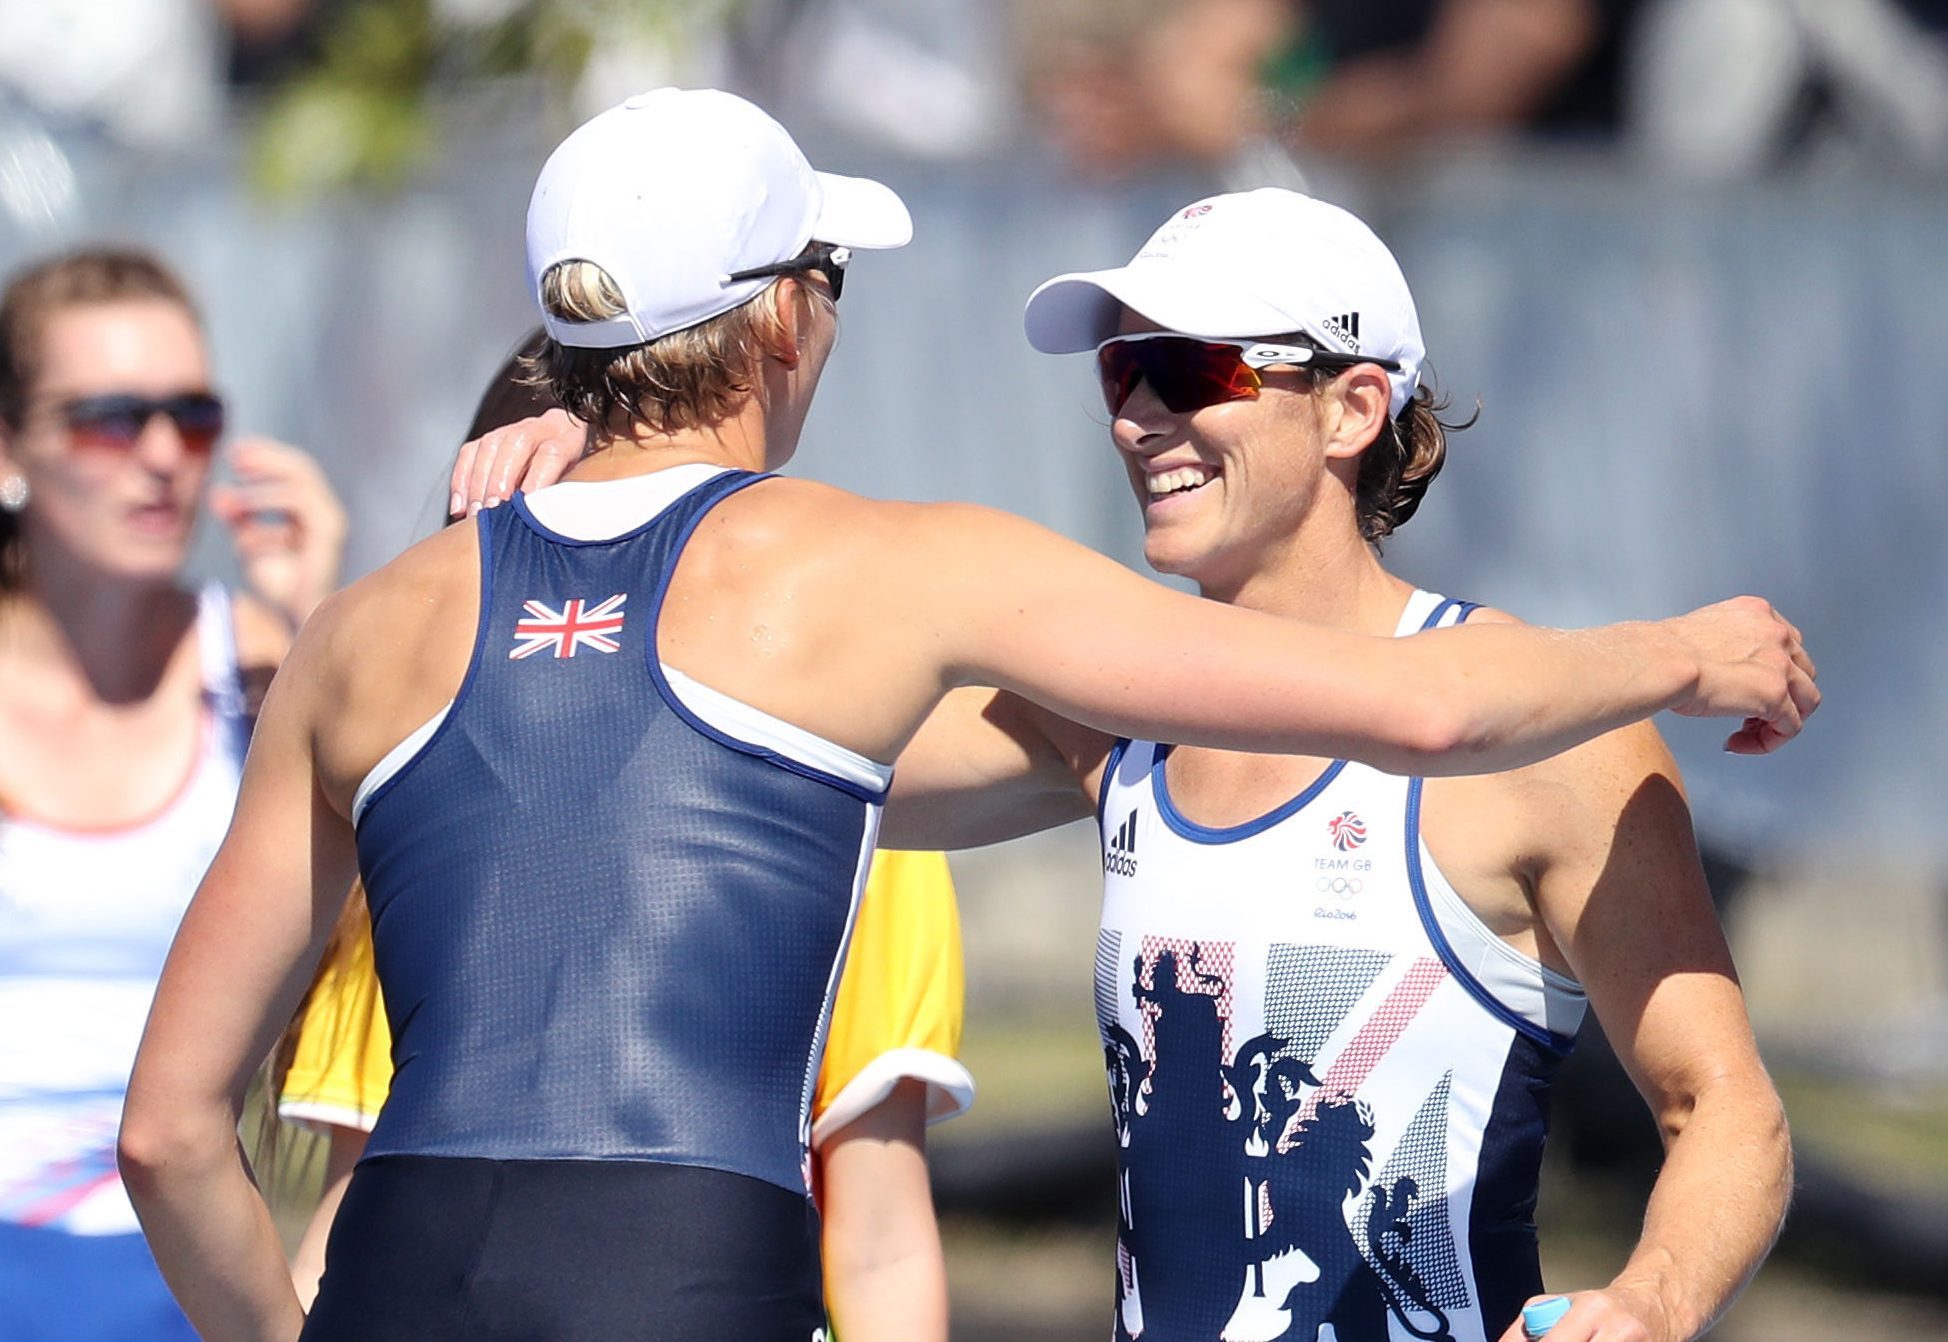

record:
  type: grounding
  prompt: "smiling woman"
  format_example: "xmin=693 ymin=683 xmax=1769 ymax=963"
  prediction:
xmin=0 ymin=248 xmax=346 ymax=1341
xmin=1007 ymin=186 xmax=1799 ymax=1342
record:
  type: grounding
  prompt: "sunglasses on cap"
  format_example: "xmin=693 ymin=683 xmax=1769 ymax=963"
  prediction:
xmin=57 ymin=391 xmax=227 ymax=456
xmin=1095 ymin=333 xmax=1402 ymax=416
xmin=726 ymin=241 xmax=852 ymax=302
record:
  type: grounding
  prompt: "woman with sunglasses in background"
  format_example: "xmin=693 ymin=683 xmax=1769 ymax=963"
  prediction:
xmin=0 ymin=248 xmax=344 ymax=1341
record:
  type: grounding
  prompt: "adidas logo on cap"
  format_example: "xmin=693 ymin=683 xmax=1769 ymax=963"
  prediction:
xmin=1321 ymin=311 xmax=1362 ymax=353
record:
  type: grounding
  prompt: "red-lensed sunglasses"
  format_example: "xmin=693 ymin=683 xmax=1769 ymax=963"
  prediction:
xmin=1095 ymin=334 xmax=1400 ymax=416
xmin=56 ymin=392 xmax=227 ymax=456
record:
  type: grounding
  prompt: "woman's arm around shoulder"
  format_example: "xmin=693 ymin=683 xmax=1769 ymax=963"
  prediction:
xmin=880 ymin=502 xmax=1816 ymax=776
xmin=882 ymin=686 xmax=1111 ymax=849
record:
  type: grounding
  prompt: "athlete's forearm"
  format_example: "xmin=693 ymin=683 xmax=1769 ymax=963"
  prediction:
xmin=818 ymin=1084 xmax=948 ymax=1342
xmin=119 ymin=1121 xmax=307 ymax=1342
xmin=1401 ymin=619 xmax=1701 ymax=776
xmin=1382 ymin=621 xmax=1690 ymax=771
xmin=943 ymin=506 xmax=1808 ymax=775
xmin=971 ymin=601 xmax=1701 ymax=779
xmin=291 ymin=1125 xmax=368 ymax=1307
xmin=1607 ymin=1079 xmax=1792 ymax=1340
xmin=883 ymin=689 xmax=1098 ymax=849
xmin=824 ymin=1231 xmax=950 ymax=1342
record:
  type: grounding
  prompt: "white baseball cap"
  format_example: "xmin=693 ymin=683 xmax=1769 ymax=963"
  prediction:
xmin=526 ymin=88 xmax=913 ymax=349
xmin=1023 ymin=188 xmax=1425 ymax=417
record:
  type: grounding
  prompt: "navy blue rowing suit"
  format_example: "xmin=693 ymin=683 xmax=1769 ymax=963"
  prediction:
xmin=302 ymin=467 xmax=887 ymax=1341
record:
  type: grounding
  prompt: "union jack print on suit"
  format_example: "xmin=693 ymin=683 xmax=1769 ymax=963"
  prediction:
xmin=509 ymin=594 xmax=628 ymax=660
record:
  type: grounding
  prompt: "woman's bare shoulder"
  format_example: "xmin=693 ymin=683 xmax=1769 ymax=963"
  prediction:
xmin=291 ymin=524 xmax=480 ymax=675
xmin=695 ymin=478 xmax=1004 ymax=574
xmin=1458 ymin=604 xmax=1524 ymax=628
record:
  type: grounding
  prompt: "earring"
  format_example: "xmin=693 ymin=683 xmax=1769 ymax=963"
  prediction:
xmin=0 ymin=475 xmax=26 ymax=512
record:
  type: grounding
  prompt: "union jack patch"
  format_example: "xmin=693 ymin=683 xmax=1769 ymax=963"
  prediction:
xmin=509 ymin=594 xmax=628 ymax=660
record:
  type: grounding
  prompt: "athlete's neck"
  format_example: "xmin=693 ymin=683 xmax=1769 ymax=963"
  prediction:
xmin=568 ymin=418 xmax=771 ymax=481
xmin=568 ymin=366 xmax=811 ymax=484
xmin=1197 ymin=510 xmax=1416 ymax=639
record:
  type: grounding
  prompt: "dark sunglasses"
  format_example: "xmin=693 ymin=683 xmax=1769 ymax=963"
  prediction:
xmin=726 ymin=242 xmax=852 ymax=302
xmin=58 ymin=392 xmax=226 ymax=455
xmin=1095 ymin=334 xmax=1401 ymax=416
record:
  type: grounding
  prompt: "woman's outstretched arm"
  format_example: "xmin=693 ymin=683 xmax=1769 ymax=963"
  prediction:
xmin=909 ymin=504 xmax=1815 ymax=777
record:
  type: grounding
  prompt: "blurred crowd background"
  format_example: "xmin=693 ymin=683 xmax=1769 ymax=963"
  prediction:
xmin=3 ymin=1 xmax=1944 ymax=1336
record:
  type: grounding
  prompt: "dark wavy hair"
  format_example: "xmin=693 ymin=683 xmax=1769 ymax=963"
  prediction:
xmin=1281 ymin=334 xmax=1476 ymax=548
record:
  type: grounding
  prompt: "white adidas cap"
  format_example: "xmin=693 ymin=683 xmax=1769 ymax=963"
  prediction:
xmin=526 ymin=87 xmax=913 ymax=349
xmin=1023 ymin=188 xmax=1425 ymax=417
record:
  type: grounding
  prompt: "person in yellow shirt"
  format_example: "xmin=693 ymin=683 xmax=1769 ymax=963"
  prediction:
xmin=278 ymin=853 xmax=969 ymax=1342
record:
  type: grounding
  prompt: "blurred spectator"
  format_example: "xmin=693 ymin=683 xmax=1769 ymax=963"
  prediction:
xmin=0 ymin=246 xmax=343 ymax=1339
xmin=1630 ymin=0 xmax=1948 ymax=176
xmin=0 ymin=0 xmax=320 ymax=149
xmin=226 ymin=0 xmax=340 ymax=88
xmin=1022 ymin=0 xmax=1286 ymax=175
xmin=1273 ymin=0 xmax=1647 ymax=149
xmin=1024 ymin=0 xmax=1648 ymax=177
xmin=656 ymin=0 xmax=1013 ymax=160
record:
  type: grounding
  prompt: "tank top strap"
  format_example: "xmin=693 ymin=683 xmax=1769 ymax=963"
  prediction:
xmin=194 ymin=583 xmax=251 ymax=766
xmin=1096 ymin=736 xmax=1160 ymax=822
xmin=1345 ymin=590 xmax=1472 ymax=802
xmin=493 ymin=467 xmax=770 ymax=575
xmin=1397 ymin=589 xmax=1479 ymax=636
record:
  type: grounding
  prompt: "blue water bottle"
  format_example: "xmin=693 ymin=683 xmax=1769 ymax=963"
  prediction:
xmin=1522 ymin=1296 xmax=1573 ymax=1338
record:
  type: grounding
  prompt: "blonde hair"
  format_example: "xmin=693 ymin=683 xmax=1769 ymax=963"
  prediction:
xmin=531 ymin=259 xmax=828 ymax=441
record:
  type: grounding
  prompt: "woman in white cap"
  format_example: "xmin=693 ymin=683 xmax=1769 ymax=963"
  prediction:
xmin=272 ymin=332 xmax=975 ymax=1342
xmin=120 ymin=92 xmax=1809 ymax=1342
xmin=963 ymin=191 xmax=1791 ymax=1342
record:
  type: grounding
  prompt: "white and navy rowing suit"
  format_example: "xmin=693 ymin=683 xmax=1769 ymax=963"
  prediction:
xmin=0 ymin=585 xmax=247 ymax=1341
xmin=1094 ymin=591 xmax=1588 ymax=1342
xmin=306 ymin=466 xmax=888 ymax=1341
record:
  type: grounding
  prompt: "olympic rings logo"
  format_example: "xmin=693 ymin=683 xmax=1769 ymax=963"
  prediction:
xmin=1315 ymin=876 xmax=1363 ymax=899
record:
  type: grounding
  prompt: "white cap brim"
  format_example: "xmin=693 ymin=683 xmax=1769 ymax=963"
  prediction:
xmin=812 ymin=171 xmax=912 ymax=250
xmin=1024 ymin=264 xmax=1307 ymax=353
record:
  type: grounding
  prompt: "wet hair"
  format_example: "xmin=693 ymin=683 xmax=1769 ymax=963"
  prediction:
xmin=1281 ymin=334 xmax=1475 ymax=549
xmin=1356 ymin=382 xmax=1473 ymax=548
xmin=530 ymin=253 xmax=830 ymax=443
xmin=465 ymin=328 xmax=558 ymax=444
xmin=0 ymin=247 xmax=203 ymax=588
